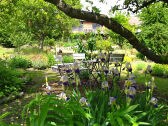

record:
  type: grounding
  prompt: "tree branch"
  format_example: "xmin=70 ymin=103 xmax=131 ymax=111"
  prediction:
xmin=45 ymin=0 xmax=168 ymax=64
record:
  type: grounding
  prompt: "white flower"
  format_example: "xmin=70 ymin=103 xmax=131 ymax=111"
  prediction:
xmin=73 ymin=62 xmax=79 ymax=70
xmin=108 ymin=97 xmax=116 ymax=105
xmin=146 ymin=65 xmax=152 ymax=73
xmin=150 ymin=97 xmax=158 ymax=105
xmin=129 ymin=74 xmax=136 ymax=80
xmin=102 ymin=81 xmax=109 ymax=89
xmin=126 ymin=86 xmax=136 ymax=99
xmin=129 ymin=87 xmax=136 ymax=95
xmin=60 ymin=75 xmax=68 ymax=83
xmin=46 ymin=85 xmax=51 ymax=90
xmin=99 ymin=52 xmax=105 ymax=59
xmin=111 ymin=68 xmax=120 ymax=75
xmin=57 ymin=92 xmax=67 ymax=100
xmin=79 ymin=97 xmax=89 ymax=106
xmin=125 ymin=62 xmax=131 ymax=69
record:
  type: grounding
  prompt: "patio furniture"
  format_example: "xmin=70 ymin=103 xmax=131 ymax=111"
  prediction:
xmin=108 ymin=53 xmax=125 ymax=76
xmin=51 ymin=55 xmax=64 ymax=75
xmin=73 ymin=53 xmax=87 ymax=70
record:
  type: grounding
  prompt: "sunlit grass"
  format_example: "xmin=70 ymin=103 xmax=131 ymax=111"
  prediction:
xmin=0 ymin=46 xmax=14 ymax=58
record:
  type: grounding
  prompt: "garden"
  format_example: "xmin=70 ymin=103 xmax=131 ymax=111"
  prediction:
xmin=0 ymin=0 xmax=168 ymax=126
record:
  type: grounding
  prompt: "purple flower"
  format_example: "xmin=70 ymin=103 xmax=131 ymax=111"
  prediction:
xmin=75 ymin=68 xmax=80 ymax=73
xmin=126 ymin=86 xmax=136 ymax=99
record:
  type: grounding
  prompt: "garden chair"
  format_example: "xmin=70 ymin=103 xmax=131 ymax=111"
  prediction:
xmin=73 ymin=53 xmax=87 ymax=70
xmin=51 ymin=55 xmax=65 ymax=75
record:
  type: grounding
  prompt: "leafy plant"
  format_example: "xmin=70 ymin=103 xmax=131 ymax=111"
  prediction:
xmin=136 ymin=52 xmax=145 ymax=60
xmin=0 ymin=112 xmax=10 ymax=126
xmin=46 ymin=53 xmax=55 ymax=67
xmin=22 ymin=87 xmax=168 ymax=126
xmin=63 ymin=55 xmax=74 ymax=63
xmin=152 ymin=64 xmax=168 ymax=77
xmin=79 ymin=70 xmax=90 ymax=80
xmin=8 ymin=56 xmax=32 ymax=69
xmin=0 ymin=60 xmax=25 ymax=96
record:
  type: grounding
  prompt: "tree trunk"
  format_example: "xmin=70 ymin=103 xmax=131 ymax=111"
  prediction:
xmin=39 ymin=35 xmax=44 ymax=50
xmin=44 ymin=0 xmax=168 ymax=64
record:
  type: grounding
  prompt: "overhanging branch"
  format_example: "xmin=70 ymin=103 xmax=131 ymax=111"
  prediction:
xmin=45 ymin=0 xmax=168 ymax=64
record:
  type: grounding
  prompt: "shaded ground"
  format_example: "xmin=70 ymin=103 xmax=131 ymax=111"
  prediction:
xmin=0 ymin=69 xmax=61 ymax=125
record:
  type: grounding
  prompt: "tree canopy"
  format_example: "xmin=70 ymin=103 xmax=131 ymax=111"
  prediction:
xmin=44 ymin=0 xmax=168 ymax=64
xmin=0 ymin=0 xmax=79 ymax=50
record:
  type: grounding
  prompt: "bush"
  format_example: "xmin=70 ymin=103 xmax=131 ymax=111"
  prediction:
xmin=135 ymin=62 xmax=147 ymax=71
xmin=46 ymin=53 xmax=55 ymax=67
xmin=152 ymin=64 xmax=168 ymax=77
xmin=31 ymin=54 xmax=48 ymax=69
xmin=8 ymin=56 xmax=32 ymax=69
xmin=63 ymin=55 xmax=73 ymax=63
xmin=0 ymin=60 xmax=24 ymax=97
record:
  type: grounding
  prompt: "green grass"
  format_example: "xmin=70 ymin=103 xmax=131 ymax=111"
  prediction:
xmin=0 ymin=46 xmax=14 ymax=58
xmin=131 ymin=61 xmax=168 ymax=96
xmin=134 ymin=73 xmax=168 ymax=94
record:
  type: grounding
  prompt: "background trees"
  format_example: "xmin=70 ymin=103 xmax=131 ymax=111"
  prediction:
xmin=138 ymin=2 xmax=168 ymax=56
xmin=0 ymin=0 xmax=79 ymax=51
xmin=44 ymin=0 xmax=168 ymax=64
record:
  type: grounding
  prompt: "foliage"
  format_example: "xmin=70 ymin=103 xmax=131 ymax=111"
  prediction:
xmin=139 ymin=2 xmax=168 ymax=56
xmin=8 ymin=56 xmax=32 ymax=69
xmin=30 ymin=54 xmax=49 ymax=69
xmin=0 ymin=60 xmax=24 ymax=97
xmin=76 ymin=39 xmax=87 ymax=53
xmin=22 ymin=87 xmax=168 ymax=126
xmin=136 ymin=52 xmax=145 ymax=60
xmin=63 ymin=55 xmax=74 ymax=63
xmin=79 ymin=70 xmax=90 ymax=80
xmin=96 ymin=39 xmax=113 ymax=51
xmin=0 ymin=0 xmax=79 ymax=50
xmin=46 ymin=53 xmax=55 ymax=67
xmin=108 ymin=12 xmax=135 ymax=48
xmin=86 ymin=33 xmax=96 ymax=53
xmin=152 ymin=64 xmax=168 ymax=77
xmin=0 ymin=112 xmax=11 ymax=126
